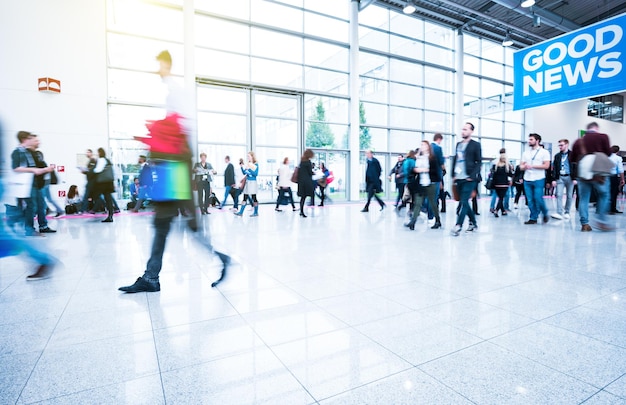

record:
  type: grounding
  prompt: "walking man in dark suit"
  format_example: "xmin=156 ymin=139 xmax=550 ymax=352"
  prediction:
xmin=361 ymin=150 xmax=386 ymax=212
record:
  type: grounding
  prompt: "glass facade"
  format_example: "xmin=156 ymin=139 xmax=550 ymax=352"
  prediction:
xmin=105 ymin=0 xmax=526 ymax=201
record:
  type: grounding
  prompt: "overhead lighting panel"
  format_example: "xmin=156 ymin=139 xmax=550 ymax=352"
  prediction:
xmin=521 ymin=0 xmax=535 ymax=7
xmin=502 ymin=31 xmax=513 ymax=47
xmin=403 ymin=1 xmax=416 ymax=14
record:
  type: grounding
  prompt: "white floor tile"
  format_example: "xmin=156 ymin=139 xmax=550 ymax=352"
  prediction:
xmin=2 ymin=200 xmax=626 ymax=403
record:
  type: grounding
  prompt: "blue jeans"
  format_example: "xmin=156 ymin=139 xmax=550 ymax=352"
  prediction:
xmin=394 ymin=182 xmax=405 ymax=206
xmin=31 ymin=187 xmax=48 ymax=228
xmin=577 ymin=179 xmax=610 ymax=226
xmin=523 ymin=179 xmax=548 ymax=221
xmin=490 ymin=187 xmax=511 ymax=210
xmin=0 ymin=183 xmax=53 ymax=264
xmin=455 ymin=179 xmax=476 ymax=226
xmin=554 ymin=176 xmax=574 ymax=215
xmin=221 ymin=185 xmax=232 ymax=208
xmin=43 ymin=184 xmax=63 ymax=213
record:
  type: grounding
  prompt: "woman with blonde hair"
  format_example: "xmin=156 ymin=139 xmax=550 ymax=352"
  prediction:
xmin=491 ymin=152 xmax=514 ymax=217
xmin=235 ymin=151 xmax=260 ymax=217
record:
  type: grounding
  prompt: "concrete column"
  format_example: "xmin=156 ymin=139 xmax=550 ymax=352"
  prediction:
xmin=184 ymin=0 xmax=198 ymax=158
xmin=349 ymin=0 xmax=360 ymax=201
xmin=455 ymin=29 xmax=464 ymax=138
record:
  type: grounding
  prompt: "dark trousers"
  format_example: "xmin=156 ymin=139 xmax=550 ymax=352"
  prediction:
xmin=276 ymin=187 xmax=295 ymax=208
xmin=197 ymin=181 xmax=211 ymax=211
xmin=81 ymin=181 xmax=94 ymax=212
xmin=141 ymin=201 xmax=229 ymax=284
xmin=318 ymin=186 xmax=326 ymax=205
xmin=144 ymin=213 xmax=173 ymax=281
xmin=455 ymin=179 xmax=477 ymax=227
xmin=364 ymin=183 xmax=384 ymax=208
xmin=514 ymin=183 xmax=525 ymax=204
xmin=610 ymin=175 xmax=621 ymax=212
xmin=103 ymin=193 xmax=114 ymax=219
xmin=495 ymin=187 xmax=507 ymax=213
xmin=394 ymin=182 xmax=405 ymax=206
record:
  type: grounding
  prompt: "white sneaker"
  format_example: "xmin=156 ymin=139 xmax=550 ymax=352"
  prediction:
xmin=563 ymin=213 xmax=570 ymax=220
xmin=513 ymin=203 xmax=518 ymax=209
xmin=551 ymin=213 xmax=563 ymax=220
xmin=450 ymin=224 xmax=461 ymax=236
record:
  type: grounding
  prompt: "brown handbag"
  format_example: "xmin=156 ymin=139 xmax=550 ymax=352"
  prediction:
xmin=290 ymin=167 xmax=299 ymax=183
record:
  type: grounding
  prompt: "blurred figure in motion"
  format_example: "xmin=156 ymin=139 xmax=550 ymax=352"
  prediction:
xmin=2 ymin=126 xmax=57 ymax=280
xmin=118 ymin=50 xmax=230 ymax=293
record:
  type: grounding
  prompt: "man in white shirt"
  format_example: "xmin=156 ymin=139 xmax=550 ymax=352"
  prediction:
xmin=520 ymin=133 xmax=551 ymax=224
xmin=609 ymin=145 xmax=624 ymax=214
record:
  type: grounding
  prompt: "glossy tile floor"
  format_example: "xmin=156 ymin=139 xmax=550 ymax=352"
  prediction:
xmin=2 ymin=197 xmax=626 ymax=404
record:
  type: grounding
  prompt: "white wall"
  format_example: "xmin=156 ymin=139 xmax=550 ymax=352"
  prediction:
xmin=526 ymin=97 xmax=626 ymax=151
xmin=0 ymin=0 xmax=107 ymax=208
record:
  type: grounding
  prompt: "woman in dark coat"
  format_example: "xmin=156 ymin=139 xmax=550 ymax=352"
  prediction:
xmin=93 ymin=147 xmax=116 ymax=222
xmin=297 ymin=149 xmax=315 ymax=217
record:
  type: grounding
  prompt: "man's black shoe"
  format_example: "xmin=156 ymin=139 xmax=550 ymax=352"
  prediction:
xmin=524 ymin=219 xmax=537 ymax=224
xmin=39 ymin=227 xmax=56 ymax=233
xmin=27 ymin=263 xmax=54 ymax=281
xmin=118 ymin=277 xmax=160 ymax=293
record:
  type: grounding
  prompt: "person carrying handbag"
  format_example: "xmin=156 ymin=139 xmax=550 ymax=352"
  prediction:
xmin=93 ymin=147 xmax=116 ymax=223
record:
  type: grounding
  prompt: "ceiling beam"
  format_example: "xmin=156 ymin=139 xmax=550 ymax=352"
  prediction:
xmin=489 ymin=0 xmax=581 ymax=32
xmin=420 ymin=0 xmax=548 ymax=41
xmin=359 ymin=0 xmax=378 ymax=11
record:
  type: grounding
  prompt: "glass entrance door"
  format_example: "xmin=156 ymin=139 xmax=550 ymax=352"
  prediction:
xmin=196 ymin=84 xmax=301 ymax=204
xmin=311 ymin=150 xmax=349 ymax=203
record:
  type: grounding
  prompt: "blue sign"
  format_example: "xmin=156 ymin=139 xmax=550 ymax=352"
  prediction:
xmin=513 ymin=13 xmax=626 ymax=111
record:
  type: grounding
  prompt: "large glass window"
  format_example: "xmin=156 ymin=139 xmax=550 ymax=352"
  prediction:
xmin=251 ymin=28 xmax=303 ymax=64
xmin=304 ymin=12 xmax=349 ymax=42
xmin=196 ymin=49 xmax=250 ymax=82
xmin=195 ymin=16 xmax=250 ymax=54
xmin=250 ymin=0 xmax=303 ymax=31
xmin=107 ymin=0 xmax=183 ymax=42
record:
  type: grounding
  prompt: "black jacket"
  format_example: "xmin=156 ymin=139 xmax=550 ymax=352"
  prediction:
xmin=297 ymin=159 xmax=314 ymax=197
xmin=224 ymin=163 xmax=235 ymax=186
xmin=451 ymin=139 xmax=482 ymax=181
xmin=365 ymin=157 xmax=382 ymax=191
xmin=551 ymin=151 xmax=571 ymax=181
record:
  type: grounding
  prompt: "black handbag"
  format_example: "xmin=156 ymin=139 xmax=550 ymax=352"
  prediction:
xmin=96 ymin=159 xmax=114 ymax=183
xmin=485 ymin=173 xmax=494 ymax=190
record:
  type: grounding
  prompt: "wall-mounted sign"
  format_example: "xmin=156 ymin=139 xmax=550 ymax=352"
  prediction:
xmin=38 ymin=77 xmax=61 ymax=93
xmin=513 ymin=13 xmax=625 ymax=111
